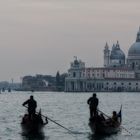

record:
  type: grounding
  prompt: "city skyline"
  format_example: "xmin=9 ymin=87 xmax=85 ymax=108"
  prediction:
xmin=0 ymin=0 xmax=140 ymax=82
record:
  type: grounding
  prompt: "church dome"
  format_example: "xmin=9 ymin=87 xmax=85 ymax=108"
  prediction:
xmin=128 ymin=28 xmax=140 ymax=56
xmin=128 ymin=42 xmax=140 ymax=56
xmin=110 ymin=42 xmax=125 ymax=59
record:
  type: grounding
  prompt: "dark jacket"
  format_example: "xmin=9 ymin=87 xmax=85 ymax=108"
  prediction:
xmin=23 ymin=99 xmax=37 ymax=112
xmin=87 ymin=97 xmax=99 ymax=108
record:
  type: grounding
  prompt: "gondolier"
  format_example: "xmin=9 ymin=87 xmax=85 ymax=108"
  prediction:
xmin=21 ymin=97 xmax=48 ymax=134
xmin=87 ymin=93 xmax=99 ymax=119
xmin=22 ymin=95 xmax=37 ymax=119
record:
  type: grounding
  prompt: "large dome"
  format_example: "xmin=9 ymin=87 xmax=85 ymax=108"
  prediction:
xmin=128 ymin=42 xmax=140 ymax=56
xmin=128 ymin=28 xmax=140 ymax=56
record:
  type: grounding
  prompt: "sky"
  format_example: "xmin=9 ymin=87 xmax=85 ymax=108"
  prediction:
xmin=0 ymin=0 xmax=140 ymax=82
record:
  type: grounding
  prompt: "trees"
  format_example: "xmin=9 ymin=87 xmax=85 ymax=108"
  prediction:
xmin=56 ymin=71 xmax=67 ymax=91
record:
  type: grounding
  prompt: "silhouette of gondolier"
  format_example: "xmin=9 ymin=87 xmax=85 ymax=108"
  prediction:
xmin=22 ymin=95 xmax=37 ymax=119
xmin=87 ymin=93 xmax=99 ymax=119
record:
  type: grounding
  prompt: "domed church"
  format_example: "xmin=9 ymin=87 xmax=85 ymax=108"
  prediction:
xmin=104 ymin=28 xmax=140 ymax=78
xmin=65 ymin=28 xmax=140 ymax=92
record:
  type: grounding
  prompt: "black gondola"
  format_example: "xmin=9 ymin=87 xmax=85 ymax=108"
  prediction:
xmin=21 ymin=111 xmax=48 ymax=134
xmin=89 ymin=107 xmax=122 ymax=135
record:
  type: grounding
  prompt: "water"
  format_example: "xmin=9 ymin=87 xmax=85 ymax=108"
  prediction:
xmin=0 ymin=92 xmax=139 ymax=140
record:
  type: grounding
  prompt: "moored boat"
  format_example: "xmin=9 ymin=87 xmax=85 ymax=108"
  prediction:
xmin=21 ymin=111 xmax=48 ymax=134
xmin=89 ymin=107 xmax=122 ymax=135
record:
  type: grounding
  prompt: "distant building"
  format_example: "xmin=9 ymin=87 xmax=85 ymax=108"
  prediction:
xmin=21 ymin=73 xmax=67 ymax=91
xmin=22 ymin=76 xmax=47 ymax=91
xmin=65 ymin=28 xmax=140 ymax=92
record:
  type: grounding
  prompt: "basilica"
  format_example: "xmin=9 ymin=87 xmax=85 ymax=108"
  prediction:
xmin=65 ymin=28 xmax=140 ymax=92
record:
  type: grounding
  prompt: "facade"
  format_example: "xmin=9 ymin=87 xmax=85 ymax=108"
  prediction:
xmin=65 ymin=28 xmax=140 ymax=92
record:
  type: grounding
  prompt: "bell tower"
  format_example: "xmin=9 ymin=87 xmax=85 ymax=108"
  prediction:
xmin=136 ymin=27 xmax=140 ymax=42
xmin=104 ymin=42 xmax=110 ymax=67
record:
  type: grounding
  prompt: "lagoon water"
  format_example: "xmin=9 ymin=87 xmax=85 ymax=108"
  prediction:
xmin=0 ymin=92 xmax=139 ymax=140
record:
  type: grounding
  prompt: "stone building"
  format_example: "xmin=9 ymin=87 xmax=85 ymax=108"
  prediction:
xmin=65 ymin=28 xmax=140 ymax=92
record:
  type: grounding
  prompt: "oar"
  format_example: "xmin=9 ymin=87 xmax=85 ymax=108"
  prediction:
xmin=41 ymin=113 xmax=75 ymax=134
xmin=23 ymin=105 xmax=74 ymax=134
xmin=97 ymin=109 xmax=132 ymax=136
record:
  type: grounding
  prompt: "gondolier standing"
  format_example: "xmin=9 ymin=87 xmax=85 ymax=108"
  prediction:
xmin=22 ymin=95 xmax=37 ymax=119
xmin=87 ymin=93 xmax=99 ymax=119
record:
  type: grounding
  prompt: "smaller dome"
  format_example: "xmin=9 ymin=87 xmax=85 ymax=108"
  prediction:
xmin=110 ymin=50 xmax=125 ymax=59
xmin=110 ymin=42 xmax=125 ymax=59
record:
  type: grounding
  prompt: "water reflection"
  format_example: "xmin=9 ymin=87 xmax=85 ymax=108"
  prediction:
xmin=21 ymin=132 xmax=49 ymax=140
xmin=88 ymin=133 xmax=119 ymax=140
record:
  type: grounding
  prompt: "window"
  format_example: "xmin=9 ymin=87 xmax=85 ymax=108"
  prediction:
xmin=132 ymin=62 xmax=135 ymax=69
xmin=119 ymin=60 xmax=121 ymax=64
xmin=73 ymin=72 xmax=76 ymax=77
xmin=80 ymin=72 xmax=81 ymax=77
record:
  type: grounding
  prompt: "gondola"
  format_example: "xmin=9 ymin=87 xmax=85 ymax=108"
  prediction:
xmin=21 ymin=111 xmax=48 ymax=134
xmin=89 ymin=107 xmax=122 ymax=135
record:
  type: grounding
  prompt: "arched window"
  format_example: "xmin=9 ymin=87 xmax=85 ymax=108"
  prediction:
xmin=73 ymin=72 xmax=76 ymax=77
xmin=132 ymin=62 xmax=135 ymax=69
xmin=119 ymin=60 xmax=121 ymax=64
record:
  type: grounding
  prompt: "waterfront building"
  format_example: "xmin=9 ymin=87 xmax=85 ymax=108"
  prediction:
xmin=21 ymin=74 xmax=67 ymax=91
xmin=22 ymin=76 xmax=47 ymax=91
xmin=65 ymin=28 xmax=140 ymax=92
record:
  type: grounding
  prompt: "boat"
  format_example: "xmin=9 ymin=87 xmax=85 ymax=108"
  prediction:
xmin=21 ymin=111 xmax=48 ymax=134
xmin=89 ymin=107 xmax=122 ymax=135
xmin=8 ymin=88 xmax=11 ymax=92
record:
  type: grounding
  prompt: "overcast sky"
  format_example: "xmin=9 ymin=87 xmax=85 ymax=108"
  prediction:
xmin=0 ymin=0 xmax=140 ymax=82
